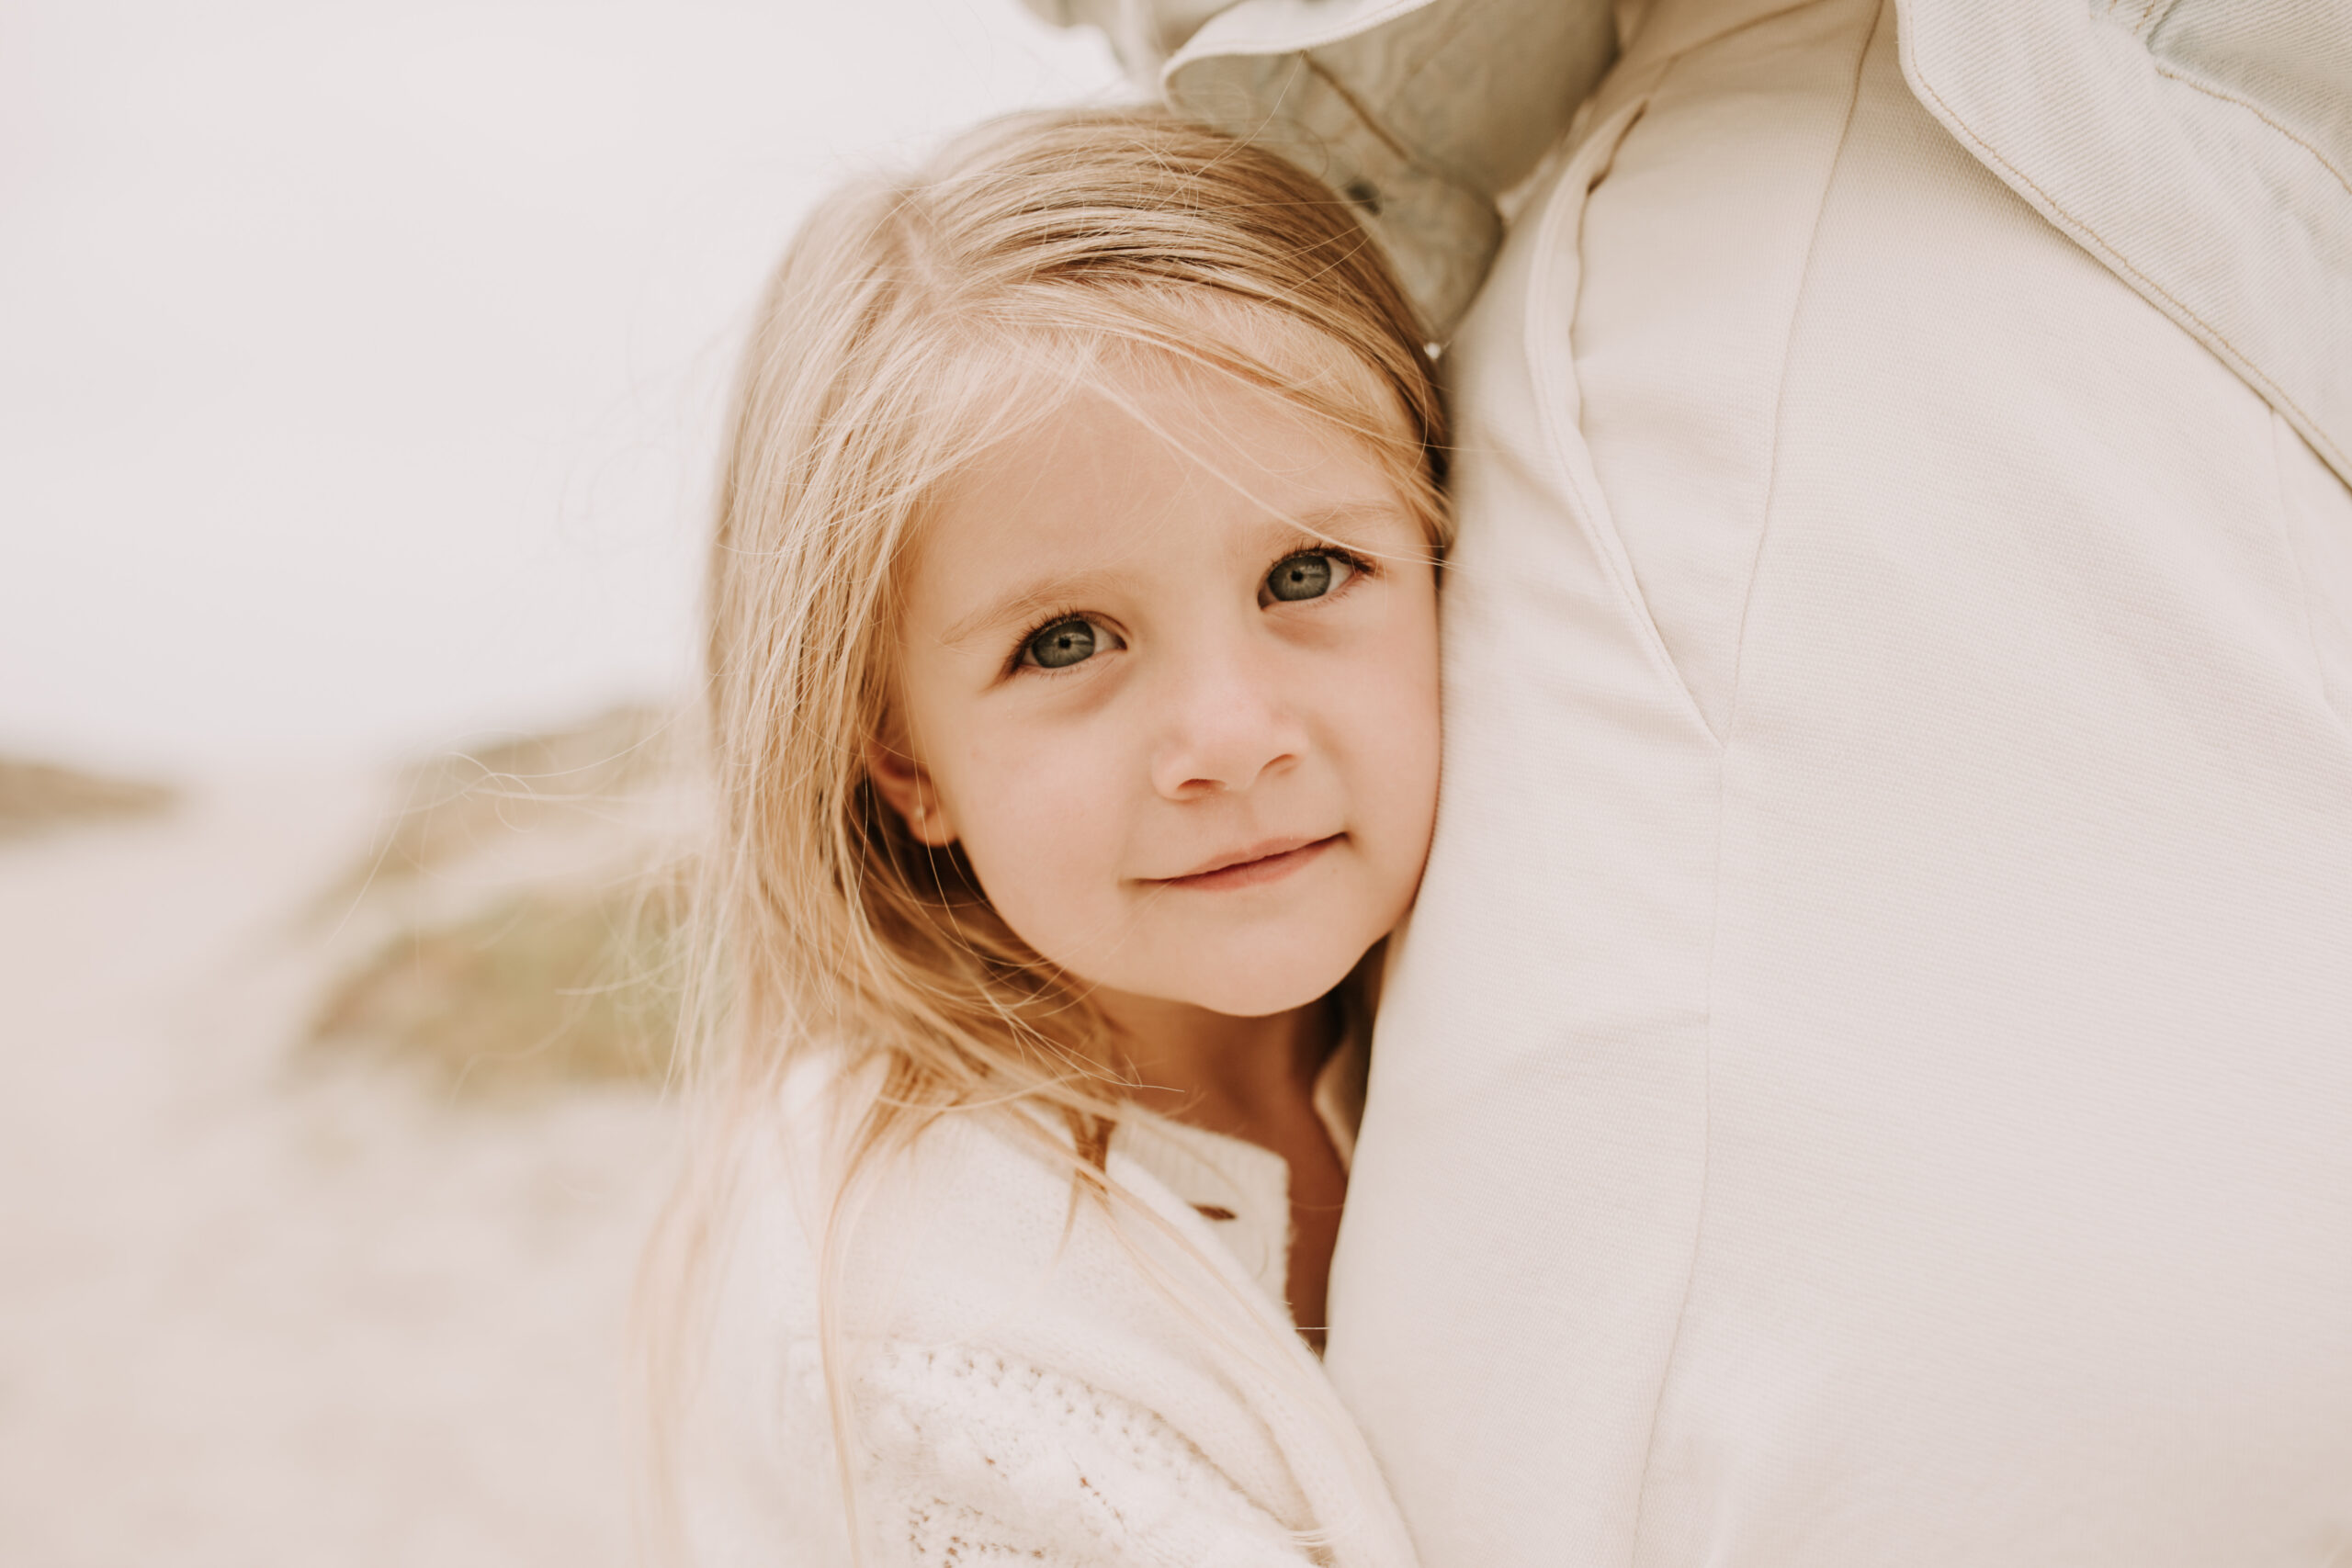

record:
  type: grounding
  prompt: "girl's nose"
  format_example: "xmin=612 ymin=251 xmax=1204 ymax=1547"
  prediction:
xmin=1148 ymin=643 xmax=1306 ymax=800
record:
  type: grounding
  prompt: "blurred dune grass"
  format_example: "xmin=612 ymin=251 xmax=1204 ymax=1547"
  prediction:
xmin=321 ymin=705 xmax=677 ymax=899
xmin=304 ymin=704 xmax=701 ymax=1099
xmin=0 ymin=757 xmax=177 ymax=840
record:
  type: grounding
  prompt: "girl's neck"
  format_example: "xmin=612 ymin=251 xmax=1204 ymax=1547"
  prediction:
xmin=1094 ymin=986 xmax=1354 ymax=1350
xmin=1097 ymin=989 xmax=1337 ymax=1142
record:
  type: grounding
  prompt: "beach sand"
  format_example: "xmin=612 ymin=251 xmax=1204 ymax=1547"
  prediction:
xmin=0 ymin=771 xmax=677 ymax=1566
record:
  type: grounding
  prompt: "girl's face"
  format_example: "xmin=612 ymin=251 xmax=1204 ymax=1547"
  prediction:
xmin=871 ymin=344 xmax=1442 ymax=1021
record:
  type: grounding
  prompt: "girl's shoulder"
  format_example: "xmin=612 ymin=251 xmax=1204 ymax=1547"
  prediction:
xmin=684 ymin=1054 xmax=1107 ymax=1564
xmin=725 ymin=1050 xmax=1084 ymax=1306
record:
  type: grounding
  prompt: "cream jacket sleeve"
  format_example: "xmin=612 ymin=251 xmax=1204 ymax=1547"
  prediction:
xmin=1032 ymin=2 xmax=2352 ymax=1565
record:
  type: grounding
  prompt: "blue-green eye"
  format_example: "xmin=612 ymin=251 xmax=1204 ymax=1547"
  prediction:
xmin=1265 ymin=552 xmax=1343 ymax=603
xmin=1022 ymin=617 xmax=1098 ymax=670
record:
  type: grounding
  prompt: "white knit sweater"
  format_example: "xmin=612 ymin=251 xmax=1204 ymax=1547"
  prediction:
xmin=682 ymin=1043 xmax=1415 ymax=1568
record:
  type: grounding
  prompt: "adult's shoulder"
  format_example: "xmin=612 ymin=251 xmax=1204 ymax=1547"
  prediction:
xmin=1897 ymin=0 xmax=2352 ymax=483
xmin=1021 ymin=0 xmax=1620 ymax=333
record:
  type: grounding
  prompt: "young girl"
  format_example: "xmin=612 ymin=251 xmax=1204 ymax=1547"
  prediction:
xmin=649 ymin=109 xmax=1450 ymax=1567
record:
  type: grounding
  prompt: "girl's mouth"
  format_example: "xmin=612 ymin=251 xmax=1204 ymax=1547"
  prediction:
xmin=1153 ymin=833 xmax=1341 ymax=890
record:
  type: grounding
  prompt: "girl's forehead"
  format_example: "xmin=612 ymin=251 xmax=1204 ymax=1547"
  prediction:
xmin=904 ymin=367 xmax=1419 ymax=637
xmin=951 ymin=295 xmax=1406 ymax=439
xmin=937 ymin=344 xmax=1406 ymax=527
xmin=911 ymin=329 xmax=1405 ymax=524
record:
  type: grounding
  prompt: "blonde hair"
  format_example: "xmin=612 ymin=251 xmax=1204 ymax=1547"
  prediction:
xmin=640 ymin=107 xmax=1449 ymax=1557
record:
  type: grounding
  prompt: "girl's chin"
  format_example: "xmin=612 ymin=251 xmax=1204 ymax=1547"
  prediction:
xmin=1051 ymin=923 xmax=1383 ymax=1020
xmin=1150 ymin=955 xmax=1367 ymax=1020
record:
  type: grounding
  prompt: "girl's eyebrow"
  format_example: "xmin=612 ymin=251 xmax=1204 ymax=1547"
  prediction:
xmin=1274 ymin=499 xmax=1418 ymax=546
xmin=940 ymin=567 xmax=1128 ymax=649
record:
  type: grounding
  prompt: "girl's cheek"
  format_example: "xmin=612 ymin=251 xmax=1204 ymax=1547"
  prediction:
xmin=969 ymin=746 xmax=1120 ymax=886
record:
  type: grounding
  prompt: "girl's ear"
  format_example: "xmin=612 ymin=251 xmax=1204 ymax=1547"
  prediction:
xmin=865 ymin=739 xmax=957 ymax=847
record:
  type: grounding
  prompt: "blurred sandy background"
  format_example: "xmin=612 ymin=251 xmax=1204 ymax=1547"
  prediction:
xmin=0 ymin=4 xmax=1121 ymax=1562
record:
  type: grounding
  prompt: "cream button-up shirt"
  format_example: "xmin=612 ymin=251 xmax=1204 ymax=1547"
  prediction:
xmin=1114 ymin=1023 xmax=1369 ymax=1314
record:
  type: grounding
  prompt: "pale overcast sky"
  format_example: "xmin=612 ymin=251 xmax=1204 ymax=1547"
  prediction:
xmin=0 ymin=0 xmax=1126 ymax=773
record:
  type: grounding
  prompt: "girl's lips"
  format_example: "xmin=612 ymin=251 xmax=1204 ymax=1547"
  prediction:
xmin=1154 ymin=833 xmax=1341 ymax=891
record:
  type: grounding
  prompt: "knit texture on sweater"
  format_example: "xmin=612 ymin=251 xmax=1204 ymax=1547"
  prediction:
xmin=850 ymin=1340 xmax=1321 ymax=1566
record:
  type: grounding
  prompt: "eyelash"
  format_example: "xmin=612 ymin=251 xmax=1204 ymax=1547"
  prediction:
xmin=1272 ymin=544 xmax=1378 ymax=598
xmin=1005 ymin=544 xmax=1379 ymax=676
